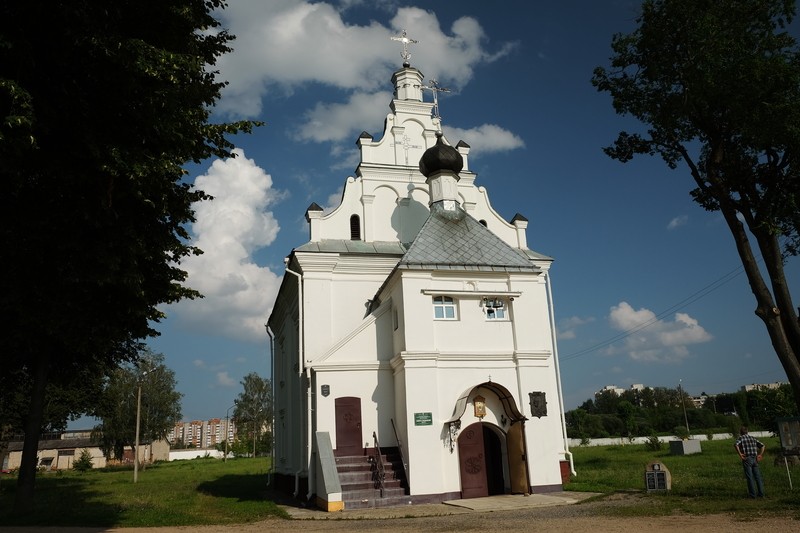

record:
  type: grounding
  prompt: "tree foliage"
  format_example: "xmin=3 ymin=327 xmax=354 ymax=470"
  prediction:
xmin=565 ymin=384 xmax=798 ymax=439
xmin=92 ymin=350 xmax=182 ymax=462
xmin=592 ymin=0 xmax=800 ymax=410
xmin=0 ymin=1 xmax=257 ymax=511
xmin=233 ymin=373 xmax=273 ymax=457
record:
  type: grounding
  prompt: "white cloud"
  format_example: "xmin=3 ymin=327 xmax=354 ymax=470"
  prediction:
xmin=295 ymin=91 xmax=392 ymax=143
xmin=667 ymin=215 xmax=688 ymax=230
xmin=214 ymin=2 xmax=515 ymax=118
xmin=557 ymin=315 xmax=595 ymax=340
xmin=216 ymin=371 xmax=236 ymax=387
xmin=167 ymin=149 xmax=284 ymax=342
xmin=443 ymin=124 xmax=525 ymax=155
xmin=607 ymin=301 xmax=713 ymax=363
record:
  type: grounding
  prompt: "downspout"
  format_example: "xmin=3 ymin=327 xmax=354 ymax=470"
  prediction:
xmin=283 ymin=258 xmax=306 ymax=497
xmin=305 ymin=367 xmax=314 ymax=502
xmin=265 ymin=324 xmax=275 ymax=488
xmin=546 ymin=271 xmax=575 ymax=476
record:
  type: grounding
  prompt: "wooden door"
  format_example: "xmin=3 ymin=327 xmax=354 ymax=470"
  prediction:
xmin=334 ymin=397 xmax=362 ymax=455
xmin=458 ymin=422 xmax=488 ymax=499
xmin=507 ymin=422 xmax=529 ymax=494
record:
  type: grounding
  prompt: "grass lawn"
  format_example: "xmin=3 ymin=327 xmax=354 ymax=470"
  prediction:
xmin=565 ymin=436 xmax=800 ymax=518
xmin=0 ymin=457 xmax=288 ymax=528
xmin=2 ymin=437 xmax=798 ymax=527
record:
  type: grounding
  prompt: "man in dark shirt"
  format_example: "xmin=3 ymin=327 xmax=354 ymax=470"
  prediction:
xmin=734 ymin=426 xmax=765 ymax=498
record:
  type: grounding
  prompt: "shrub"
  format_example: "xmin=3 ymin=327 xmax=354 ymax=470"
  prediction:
xmin=73 ymin=449 xmax=93 ymax=472
xmin=644 ymin=433 xmax=662 ymax=451
xmin=673 ymin=425 xmax=690 ymax=440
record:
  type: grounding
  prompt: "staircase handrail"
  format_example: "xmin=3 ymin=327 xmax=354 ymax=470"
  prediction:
xmin=372 ymin=431 xmax=385 ymax=497
xmin=391 ymin=418 xmax=409 ymax=486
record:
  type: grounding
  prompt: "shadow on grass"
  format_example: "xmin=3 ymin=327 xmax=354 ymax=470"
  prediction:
xmin=197 ymin=473 xmax=270 ymax=502
xmin=0 ymin=474 xmax=123 ymax=528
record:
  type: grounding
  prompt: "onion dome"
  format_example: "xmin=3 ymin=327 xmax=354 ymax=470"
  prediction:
xmin=419 ymin=132 xmax=463 ymax=177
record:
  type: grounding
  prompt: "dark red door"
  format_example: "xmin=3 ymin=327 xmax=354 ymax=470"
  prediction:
xmin=458 ymin=422 xmax=488 ymax=499
xmin=335 ymin=397 xmax=362 ymax=455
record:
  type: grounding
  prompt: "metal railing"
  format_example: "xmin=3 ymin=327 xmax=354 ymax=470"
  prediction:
xmin=372 ymin=431 xmax=386 ymax=496
xmin=391 ymin=418 xmax=409 ymax=486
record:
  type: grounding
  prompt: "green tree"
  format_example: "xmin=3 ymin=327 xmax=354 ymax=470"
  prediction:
xmin=233 ymin=373 xmax=273 ymax=457
xmin=592 ymin=0 xmax=800 ymax=410
xmin=593 ymin=389 xmax=621 ymax=414
xmin=1 ymin=1 xmax=258 ymax=512
xmin=72 ymin=449 xmax=94 ymax=473
xmin=92 ymin=350 xmax=182 ymax=463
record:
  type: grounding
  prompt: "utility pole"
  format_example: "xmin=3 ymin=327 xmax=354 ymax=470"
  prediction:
xmin=134 ymin=369 xmax=151 ymax=483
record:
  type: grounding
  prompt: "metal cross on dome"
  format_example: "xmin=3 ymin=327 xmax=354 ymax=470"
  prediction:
xmin=390 ymin=29 xmax=418 ymax=67
xmin=423 ymin=78 xmax=450 ymax=119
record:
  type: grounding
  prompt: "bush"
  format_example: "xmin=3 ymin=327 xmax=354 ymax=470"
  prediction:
xmin=644 ymin=433 xmax=662 ymax=451
xmin=673 ymin=425 xmax=690 ymax=440
xmin=73 ymin=449 xmax=93 ymax=472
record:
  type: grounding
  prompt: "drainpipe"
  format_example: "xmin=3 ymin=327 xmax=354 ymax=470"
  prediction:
xmin=546 ymin=271 xmax=575 ymax=476
xmin=265 ymin=324 xmax=275 ymax=488
xmin=283 ymin=258 xmax=306 ymax=496
xmin=305 ymin=367 xmax=314 ymax=502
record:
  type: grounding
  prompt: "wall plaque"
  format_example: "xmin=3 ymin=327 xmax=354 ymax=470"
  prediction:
xmin=414 ymin=412 xmax=433 ymax=426
xmin=321 ymin=384 xmax=330 ymax=397
xmin=529 ymin=391 xmax=547 ymax=418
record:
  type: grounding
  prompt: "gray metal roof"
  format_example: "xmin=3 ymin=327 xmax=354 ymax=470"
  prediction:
xmin=294 ymin=240 xmax=408 ymax=255
xmin=398 ymin=202 xmax=541 ymax=272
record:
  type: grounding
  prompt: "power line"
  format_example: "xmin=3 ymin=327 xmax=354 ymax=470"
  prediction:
xmin=560 ymin=264 xmax=746 ymax=362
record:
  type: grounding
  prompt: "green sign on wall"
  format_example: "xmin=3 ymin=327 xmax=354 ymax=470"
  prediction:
xmin=414 ymin=412 xmax=433 ymax=426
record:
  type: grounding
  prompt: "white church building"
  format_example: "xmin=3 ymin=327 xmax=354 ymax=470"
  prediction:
xmin=267 ymin=38 xmax=572 ymax=511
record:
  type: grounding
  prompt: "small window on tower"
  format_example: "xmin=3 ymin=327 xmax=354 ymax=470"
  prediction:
xmin=350 ymin=214 xmax=361 ymax=240
xmin=433 ymin=296 xmax=457 ymax=320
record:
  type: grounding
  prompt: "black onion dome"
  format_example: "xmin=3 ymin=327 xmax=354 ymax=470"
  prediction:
xmin=419 ymin=132 xmax=463 ymax=177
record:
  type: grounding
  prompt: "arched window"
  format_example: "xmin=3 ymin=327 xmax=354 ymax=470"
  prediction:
xmin=479 ymin=219 xmax=488 ymax=227
xmin=350 ymin=214 xmax=361 ymax=240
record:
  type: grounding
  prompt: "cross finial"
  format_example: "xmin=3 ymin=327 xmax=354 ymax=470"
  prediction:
xmin=390 ymin=29 xmax=418 ymax=67
xmin=423 ymin=78 xmax=451 ymax=120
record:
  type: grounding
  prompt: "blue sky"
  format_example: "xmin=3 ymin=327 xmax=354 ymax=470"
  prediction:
xmin=75 ymin=1 xmax=799 ymax=426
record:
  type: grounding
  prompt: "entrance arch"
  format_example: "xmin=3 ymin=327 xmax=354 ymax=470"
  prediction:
xmin=447 ymin=382 xmax=530 ymax=497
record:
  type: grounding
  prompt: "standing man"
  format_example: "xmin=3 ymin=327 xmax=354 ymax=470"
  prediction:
xmin=734 ymin=426 xmax=765 ymax=498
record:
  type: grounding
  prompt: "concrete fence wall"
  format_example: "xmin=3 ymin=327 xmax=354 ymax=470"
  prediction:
xmin=568 ymin=431 xmax=772 ymax=448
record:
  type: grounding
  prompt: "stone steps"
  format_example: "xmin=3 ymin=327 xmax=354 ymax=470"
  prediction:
xmin=335 ymin=452 xmax=409 ymax=510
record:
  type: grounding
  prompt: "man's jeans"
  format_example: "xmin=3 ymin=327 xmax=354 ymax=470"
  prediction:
xmin=742 ymin=456 xmax=765 ymax=497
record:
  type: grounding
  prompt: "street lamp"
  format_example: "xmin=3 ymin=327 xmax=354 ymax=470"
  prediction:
xmin=224 ymin=404 xmax=235 ymax=462
xmin=133 ymin=369 xmax=151 ymax=483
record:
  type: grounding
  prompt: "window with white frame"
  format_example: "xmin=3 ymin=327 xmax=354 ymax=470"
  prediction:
xmin=483 ymin=297 xmax=507 ymax=320
xmin=433 ymin=296 xmax=457 ymax=320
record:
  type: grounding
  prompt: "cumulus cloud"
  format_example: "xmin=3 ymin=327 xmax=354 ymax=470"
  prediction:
xmin=295 ymin=91 xmax=392 ymax=143
xmin=216 ymin=371 xmax=236 ymax=387
xmin=667 ymin=215 xmax=688 ymax=230
xmin=214 ymin=2 xmax=516 ymax=118
xmin=606 ymin=301 xmax=713 ymax=363
xmin=443 ymin=124 xmax=525 ymax=155
xmin=167 ymin=149 xmax=284 ymax=342
xmin=557 ymin=315 xmax=595 ymax=340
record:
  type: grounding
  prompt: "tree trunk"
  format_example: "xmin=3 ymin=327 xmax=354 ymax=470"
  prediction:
xmin=13 ymin=351 xmax=50 ymax=514
xmin=720 ymin=206 xmax=800 ymax=410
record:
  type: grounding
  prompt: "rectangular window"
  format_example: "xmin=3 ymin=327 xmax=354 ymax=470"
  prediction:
xmin=433 ymin=296 xmax=457 ymax=320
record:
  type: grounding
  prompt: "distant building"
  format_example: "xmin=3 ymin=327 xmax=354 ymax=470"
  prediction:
xmin=167 ymin=418 xmax=237 ymax=449
xmin=742 ymin=381 xmax=788 ymax=392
